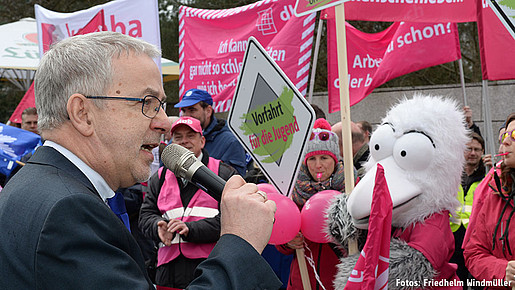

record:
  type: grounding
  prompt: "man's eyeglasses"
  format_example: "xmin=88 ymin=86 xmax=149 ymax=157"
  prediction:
xmin=310 ymin=131 xmax=334 ymax=141
xmin=465 ymin=147 xmax=483 ymax=153
xmin=500 ymin=129 xmax=515 ymax=144
xmin=85 ymin=95 xmax=165 ymax=119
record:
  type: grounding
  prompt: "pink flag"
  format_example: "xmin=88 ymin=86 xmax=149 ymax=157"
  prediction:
xmin=326 ymin=19 xmax=461 ymax=112
xmin=344 ymin=164 xmax=392 ymax=290
xmin=9 ymin=83 xmax=35 ymax=124
xmin=10 ymin=11 xmax=107 ymax=124
xmin=73 ymin=9 xmax=107 ymax=36
xmin=178 ymin=0 xmax=315 ymax=112
xmin=342 ymin=0 xmax=476 ymax=23
xmin=476 ymin=0 xmax=515 ymax=80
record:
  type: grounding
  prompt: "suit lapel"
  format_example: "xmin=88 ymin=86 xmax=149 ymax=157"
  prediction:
xmin=28 ymin=146 xmax=101 ymax=199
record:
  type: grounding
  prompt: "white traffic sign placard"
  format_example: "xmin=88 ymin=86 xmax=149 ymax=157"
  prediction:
xmin=488 ymin=0 xmax=515 ymax=40
xmin=228 ymin=37 xmax=315 ymax=196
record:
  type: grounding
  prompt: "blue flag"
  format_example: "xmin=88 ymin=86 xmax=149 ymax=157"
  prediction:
xmin=0 ymin=123 xmax=41 ymax=176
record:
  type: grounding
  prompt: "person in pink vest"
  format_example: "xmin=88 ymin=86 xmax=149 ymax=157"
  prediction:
xmin=139 ymin=116 xmax=238 ymax=289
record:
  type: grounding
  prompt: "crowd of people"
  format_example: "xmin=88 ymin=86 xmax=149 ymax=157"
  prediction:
xmin=0 ymin=30 xmax=513 ymax=290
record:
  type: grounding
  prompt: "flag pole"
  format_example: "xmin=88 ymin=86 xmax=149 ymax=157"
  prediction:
xmin=296 ymin=248 xmax=312 ymax=290
xmin=458 ymin=58 xmax=467 ymax=106
xmin=482 ymin=80 xmax=496 ymax=162
xmin=334 ymin=2 xmax=358 ymax=255
xmin=308 ymin=14 xmax=324 ymax=104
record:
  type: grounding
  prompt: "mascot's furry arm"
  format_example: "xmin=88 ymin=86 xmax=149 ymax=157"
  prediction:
xmin=327 ymin=194 xmax=436 ymax=290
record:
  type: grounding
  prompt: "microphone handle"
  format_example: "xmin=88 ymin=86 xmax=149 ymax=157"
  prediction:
xmin=190 ymin=166 xmax=226 ymax=202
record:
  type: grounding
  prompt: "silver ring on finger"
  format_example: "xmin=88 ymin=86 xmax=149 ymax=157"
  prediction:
xmin=256 ymin=190 xmax=267 ymax=202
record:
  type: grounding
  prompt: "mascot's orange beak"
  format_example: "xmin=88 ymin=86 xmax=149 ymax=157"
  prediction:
xmin=347 ymin=156 xmax=422 ymax=229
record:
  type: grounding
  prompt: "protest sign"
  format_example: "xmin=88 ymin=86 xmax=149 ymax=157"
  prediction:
xmin=228 ymin=37 xmax=315 ymax=196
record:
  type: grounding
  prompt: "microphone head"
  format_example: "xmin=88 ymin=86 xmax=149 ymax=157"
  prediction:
xmin=161 ymin=143 xmax=199 ymax=179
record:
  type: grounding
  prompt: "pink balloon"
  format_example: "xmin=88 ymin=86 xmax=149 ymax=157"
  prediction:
xmin=265 ymin=192 xmax=301 ymax=245
xmin=300 ymin=190 xmax=341 ymax=243
xmin=257 ymin=183 xmax=279 ymax=194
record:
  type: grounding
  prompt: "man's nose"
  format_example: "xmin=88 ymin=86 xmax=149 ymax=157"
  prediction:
xmin=151 ymin=108 xmax=172 ymax=134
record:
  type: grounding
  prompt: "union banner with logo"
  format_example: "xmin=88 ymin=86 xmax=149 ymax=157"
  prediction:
xmin=179 ymin=0 xmax=316 ymax=112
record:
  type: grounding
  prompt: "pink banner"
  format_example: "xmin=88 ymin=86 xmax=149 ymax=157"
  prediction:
xmin=179 ymin=0 xmax=315 ymax=112
xmin=323 ymin=0 xmax=476 ymax=23
xmin=477 ymin=0 xmax=515 ymax=80
xmin=327 ymin=20 xmax=461 ymax=112
xmin=344 ymin=164 xmax=392 ymax=290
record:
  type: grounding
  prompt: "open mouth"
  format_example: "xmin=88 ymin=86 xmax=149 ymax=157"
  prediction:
xmin=352 ymin=193 xmax=421 ymax=226
xmin=141 ymin=143 xmax=158 ymax=153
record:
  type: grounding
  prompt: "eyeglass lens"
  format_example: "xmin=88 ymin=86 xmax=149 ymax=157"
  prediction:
xmin=310 ymin=131 xmax=330 ymax=141
xmin=500 ymin=130 xmax=515 ymax=143
xmin=142 ymin=95 xmax=163 ymax=118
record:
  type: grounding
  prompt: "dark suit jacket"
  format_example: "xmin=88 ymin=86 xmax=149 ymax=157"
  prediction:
xmin=0 ymin=146 xmax=153 ymax=289
xmin=0 ymin=146 xmax=282 ymax=290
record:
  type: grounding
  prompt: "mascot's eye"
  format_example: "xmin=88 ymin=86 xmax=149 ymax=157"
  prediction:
xmin=393 ymin=132 xmax=435 ymax=171
xmin=369 ymin=125 xmax=395 ymax=161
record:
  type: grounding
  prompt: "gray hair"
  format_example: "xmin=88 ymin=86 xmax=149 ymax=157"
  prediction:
xmin=35 ymin=31 xmax=161 ymax=131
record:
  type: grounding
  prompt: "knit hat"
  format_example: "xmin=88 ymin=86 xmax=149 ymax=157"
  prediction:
xmin=304 ymin=118 xmax=340 ymax=164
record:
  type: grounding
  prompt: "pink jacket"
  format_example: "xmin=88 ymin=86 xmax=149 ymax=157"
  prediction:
xmin=393 ymin=211 xmax=461 ymax=289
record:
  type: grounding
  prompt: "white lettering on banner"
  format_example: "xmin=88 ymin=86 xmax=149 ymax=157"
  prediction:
xmin=280 ymin=5 xmax=295 ymax=21
xmin=217 ymin=39 xmax=247 ymax=54
xmin=333 ymin=74 xmax=373 ymax=89
xmin=197 ymin=80 xmax=218 ymax=95
xmin=266 ymin=46 xmax=286 ymax=62
xmin=218 ymin=79 xmax=237 ymax=92
xmin=347 ymin=0 xmax=464 ymax=3
xmin=396 ymin=23 xmax=451 ymax=48
xmin=220 ymin=58 xmax=243 ymax=74
xmin=190 ymin=60 xmax=217 ymax=80
xmin=333 ymin=73 xmax=373 ymax=89
xmin=352 ymin=54 xmax=382 ymax=69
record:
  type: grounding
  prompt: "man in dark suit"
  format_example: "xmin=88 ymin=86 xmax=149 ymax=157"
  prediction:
xmin=0 ymin=32 xmax=280 ymax=289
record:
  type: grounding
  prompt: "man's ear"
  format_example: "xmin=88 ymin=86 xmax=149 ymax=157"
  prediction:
xmin=67 ymin=94 xmax=94 ymax=137
xmin=200 ymin=135 xmax=206 ymax=149
xmin=206 ymin=105 xmax=214 ymax=120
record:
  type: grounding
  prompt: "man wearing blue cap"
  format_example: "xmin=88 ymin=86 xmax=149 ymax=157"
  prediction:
xmin=175 ymin=89 xmax=247 ymax=176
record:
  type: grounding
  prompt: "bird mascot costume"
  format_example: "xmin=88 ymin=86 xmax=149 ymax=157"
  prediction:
xmin=327 ymin=94 xmax=468 ymax=289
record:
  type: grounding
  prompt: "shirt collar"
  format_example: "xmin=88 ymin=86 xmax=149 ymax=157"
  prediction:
xmin=44 ymin=140 xmax=115 ymax=202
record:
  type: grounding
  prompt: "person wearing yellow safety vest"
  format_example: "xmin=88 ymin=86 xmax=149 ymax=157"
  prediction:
xmin=450 ymin=132 xmax=486 ymax=287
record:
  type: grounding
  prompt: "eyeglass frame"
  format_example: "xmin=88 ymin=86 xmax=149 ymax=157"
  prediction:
xmin=309 ymin=130 xmax=334 ymax=141
xmin=500 ymin=129 xmax=515 ymax=144
xmin=85 ymin=95 xmax=166 ymax=119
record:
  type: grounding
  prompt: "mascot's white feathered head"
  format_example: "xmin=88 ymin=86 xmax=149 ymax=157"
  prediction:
xmin=348 ymin=94 xmax=468 ymax=229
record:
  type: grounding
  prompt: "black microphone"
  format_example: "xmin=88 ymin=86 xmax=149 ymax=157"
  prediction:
xmin=161 ymin=144 xmax=226 ymax=201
